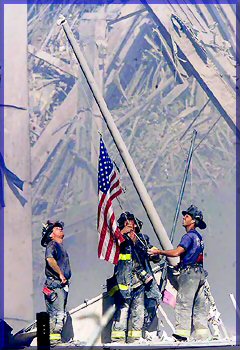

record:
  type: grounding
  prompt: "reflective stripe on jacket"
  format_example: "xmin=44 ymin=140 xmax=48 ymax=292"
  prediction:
xmin=107 ymin=233 xmax=161 ymax=303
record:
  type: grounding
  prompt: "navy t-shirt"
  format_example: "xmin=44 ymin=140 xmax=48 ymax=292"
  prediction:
xmin=178 ymin=229 xmax=204 ymax=267
xmin=45 ymin=241 xmax=71 ymax=280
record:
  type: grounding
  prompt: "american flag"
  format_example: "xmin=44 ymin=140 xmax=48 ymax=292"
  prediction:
xmin=97 ymin=137 xmax=125 ymax=264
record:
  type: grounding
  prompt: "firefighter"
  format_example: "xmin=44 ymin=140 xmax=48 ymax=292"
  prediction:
xmin=148 ymin=205 xmax=210 ymax=341
xmin=108 ymin=212 xmax=161 ymax=344
xmin=41 ymin=220 xmax=71 ymax=347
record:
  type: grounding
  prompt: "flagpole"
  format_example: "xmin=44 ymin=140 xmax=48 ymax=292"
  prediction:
xmin=58 ymin=15 xmax=179 ymax=266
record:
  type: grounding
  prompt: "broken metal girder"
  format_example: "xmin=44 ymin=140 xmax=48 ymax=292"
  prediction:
xmin=28 ymin=44 xmax=78 ymax=78
xmin=142 ymin=2 xmax=238 ymax=139
xmin=107 ymin=8 xmax=147 ymax=26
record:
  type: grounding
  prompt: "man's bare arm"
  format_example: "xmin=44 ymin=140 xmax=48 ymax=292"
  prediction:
xmin=46 ymin=257 xmax=67 ymax=284
xmin=148 ymin=246 xmax=185 ymax=257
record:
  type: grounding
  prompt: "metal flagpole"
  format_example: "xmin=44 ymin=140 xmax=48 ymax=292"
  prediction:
xmin=57 ymin=15 xmax=179 ymax=266
xmin=170 ymin=129 xmax=197 ymax=243
xmin=159 ymin=129 xmax=197 ymax=292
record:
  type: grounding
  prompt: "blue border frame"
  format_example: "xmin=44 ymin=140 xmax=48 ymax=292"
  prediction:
xmin=0 ymin=0 xmax=4 ymax=347
xmin=0 ymin=0 xmax=239 ymax=346
xmin=236 ymin=0 xmax=240 ymax=344
xmin=1 ymin=0 xmax=239 ymax=4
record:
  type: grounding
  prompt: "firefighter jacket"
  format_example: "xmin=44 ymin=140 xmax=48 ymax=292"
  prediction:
xmin=107 ymin=233 xmax=162 ymax=304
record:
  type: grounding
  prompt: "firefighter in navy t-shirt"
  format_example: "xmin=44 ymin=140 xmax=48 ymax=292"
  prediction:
xmin=41 ymin=220 xmax=71 ymax=347
xmin=148 ymin=205 xmax=209 ymax=341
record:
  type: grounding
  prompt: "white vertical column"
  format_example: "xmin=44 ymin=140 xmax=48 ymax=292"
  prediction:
xmin=4 ymin=4 xmax=33 ymax=332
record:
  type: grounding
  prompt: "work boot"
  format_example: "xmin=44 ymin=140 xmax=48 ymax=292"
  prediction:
xmin=50 ymin=332 xmax=62 ymax=347
xmin=144 ymin=330 xmax=155 ymax=341
xmin=211 ymin=334 xmax=220 ymax=340
xmin=51 ymin=339 xmax=77 ymax=347
xmin=172 ymin=333 xmax=188 ymax=342
xmin=51 ymin=340 xmax=77 ymax=347
xmin=50 ymin=340 xmax=61 ymax=348
xmin=127 ymin=337 xmax=148 ymax=344
xmin=68 ymin=339 xmax=87 ymax=346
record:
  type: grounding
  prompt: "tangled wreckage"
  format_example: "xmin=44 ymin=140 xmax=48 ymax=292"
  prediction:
xmin=1 ymin=1 xmax=238 ymax=348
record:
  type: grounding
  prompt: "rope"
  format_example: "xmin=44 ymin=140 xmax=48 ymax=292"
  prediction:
xmin=179 ymin=98 xmax=210 ymax=142
xmin=193 ymin=116 xmax=221 ymax=152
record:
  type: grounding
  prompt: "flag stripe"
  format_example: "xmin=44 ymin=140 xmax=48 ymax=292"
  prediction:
xmin=97 ymin=138 xmax=123 ymax=264
xmin=110 ymin=179 xmax=121 ymax=193
xmin=99 ymin=199 xmax=119 ymax=261
xmin=110 ymin=189 xmax=122 ymax=202
xmin=98 ymin=195 xmax=112 ymax=257
xmin=98 ymin=184 xmax=120 ymax=260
